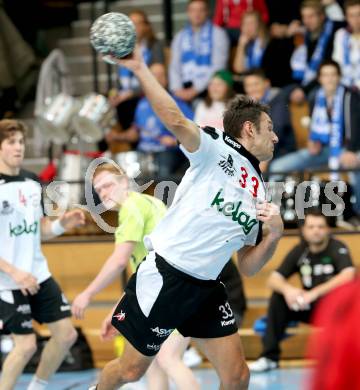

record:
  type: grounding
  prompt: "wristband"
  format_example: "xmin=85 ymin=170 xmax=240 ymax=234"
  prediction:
xmin=51 ymin=219 xmax=65 ymax=236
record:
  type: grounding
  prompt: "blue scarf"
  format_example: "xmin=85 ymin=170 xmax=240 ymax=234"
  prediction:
xmin=291 ymin=19 xmax=334 ymax=86
xmin=245 ymin=38 xmax=265 ymax=69
xmin=259 ymin=88 xmax=272 ymax=104
xmin=310 ymin=85 xmax=345 ymax=174
xmin=341 ymin=29 xmax=360 ymax=88
xmin=180 ymin=20 xmax=213 ymax=84
xmin=118 ymin=44 xmax=152 ymax=90
xmin=343 ymin=30 xmax=352 ymax=87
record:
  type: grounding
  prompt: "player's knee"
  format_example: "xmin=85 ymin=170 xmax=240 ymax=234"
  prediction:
xmin=57 ymin=325 xmax=78 ymax=348
xmin=239 ymin=363 xmax=250 ymax=387
xmin=222 ymin=360 xmax=250 ymax=389
xmin=63 ymin=326 xmax=78 ymax=348
xmin=121 ymin=364 xmax=147 ymax=383
xmin=155 ymin=351 xmax=172 ymax=372
xmin=19 ymin=337 xmax=37 ymax=360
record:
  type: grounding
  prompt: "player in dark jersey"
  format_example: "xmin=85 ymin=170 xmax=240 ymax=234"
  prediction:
xmin=0 ymin=119 xmax=85 ymax=390
xmin=250 ymin=209 xmax=355 ymax=372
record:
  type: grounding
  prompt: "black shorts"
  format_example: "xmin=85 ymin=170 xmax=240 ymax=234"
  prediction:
xmin=0 ymin=277 xmax=71 ymax=335
xmin=111 ymin=252 xmax=238 ymax=356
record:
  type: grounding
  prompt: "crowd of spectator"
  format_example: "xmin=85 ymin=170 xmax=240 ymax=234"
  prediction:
xmin=1 ymin=0 xmax=360 ymax=225
xmin=105 ymin=0 xmax=360 ymax=227
xmin=1 ymin=3 xmax=359 ymax=385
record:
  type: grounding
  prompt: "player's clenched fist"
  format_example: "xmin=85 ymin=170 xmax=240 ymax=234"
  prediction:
xmin=256 ymin=201 xmax=283 ymax=238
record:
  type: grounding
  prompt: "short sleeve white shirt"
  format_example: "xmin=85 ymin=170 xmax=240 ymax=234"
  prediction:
xmin=148 ymin=127 xmax=266 ymax=280
xmin=0 ymin=171 xmax=50 ymax=290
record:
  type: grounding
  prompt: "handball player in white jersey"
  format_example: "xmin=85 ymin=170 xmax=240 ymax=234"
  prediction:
xmin=0 ymin=119 xmax=85 ymax=390
xmin=93 ymin=48 xmax=283 ymax=390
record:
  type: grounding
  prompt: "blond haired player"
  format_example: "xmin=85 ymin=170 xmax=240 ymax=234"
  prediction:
xmin=72 ymin=162 xmax=199 ymax=389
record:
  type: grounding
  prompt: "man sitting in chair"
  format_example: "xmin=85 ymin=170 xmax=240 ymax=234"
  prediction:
xmin=250 ymin=208 xmax=355 ymax=372
xmin=269 ymin=60 xmax=360 ymax=228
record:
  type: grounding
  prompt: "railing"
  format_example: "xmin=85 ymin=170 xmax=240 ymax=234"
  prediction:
xmin=163 ymin=0 xmax=173 ymax=45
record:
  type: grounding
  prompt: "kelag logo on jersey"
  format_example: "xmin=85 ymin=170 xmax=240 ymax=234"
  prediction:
xmin=9 ymin=219 xmax=38 ymax=237
xmin=211 ymin=189 xmax=257 ymax=235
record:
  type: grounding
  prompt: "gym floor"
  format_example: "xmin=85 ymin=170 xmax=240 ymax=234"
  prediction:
xmin=16 ymin=367 xmax=310 ymax=389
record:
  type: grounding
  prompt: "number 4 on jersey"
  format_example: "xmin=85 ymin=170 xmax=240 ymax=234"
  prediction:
xmin=18 ymin=189 xmax=27 ymax=206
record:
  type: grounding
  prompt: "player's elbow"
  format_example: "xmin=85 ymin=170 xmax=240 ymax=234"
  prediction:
xmin=244 ymin=268 xmax=259 ymax=277
xmin=238 ymin=255 xmax=267 ymax=277
xmin=168 ymin=111 xmax=187 ymax=133
xmin=237 ymin=248 xmax=256 ymax=276
xmin=116 ymin=255 xmax=129 ymax=271
xmin=238 ymin=263 xmax=258 ymax=277
xmin=267 ymin=272 xmax=282 ymax=291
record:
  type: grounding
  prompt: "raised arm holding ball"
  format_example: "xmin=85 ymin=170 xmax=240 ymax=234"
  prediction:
xmin=90 ymin=11 xmax=283 ymax=390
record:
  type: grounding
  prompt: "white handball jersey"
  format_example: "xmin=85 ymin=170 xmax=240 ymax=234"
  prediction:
xmin=147 ymin=127 xmax=266 ymax=280
xmin=0 ymin=170 xmax=50 ymax=290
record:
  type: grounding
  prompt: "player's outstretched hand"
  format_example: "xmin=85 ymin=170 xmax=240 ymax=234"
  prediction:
xmin=12 ymin=269 xmax=40 ymax=296
xmin=72 ymin=291 xmax=91 ymax=320
xmin=59 ymin=209 xmax=86 ymax=231
xmin=100 ymin=311 xmax=119 ymax=341
xmin=256 ymin=201 xmax=283 ymax=238
xmin=104 ymin=45 xmax=143 ymax=72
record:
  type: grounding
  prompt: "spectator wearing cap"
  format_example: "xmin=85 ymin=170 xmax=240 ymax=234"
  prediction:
xmin=194 ymin=70 xmax=235 ymax=131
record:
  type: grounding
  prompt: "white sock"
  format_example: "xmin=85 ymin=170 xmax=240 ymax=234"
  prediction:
xmin=27 ymin=376 xmax=48 ymax=390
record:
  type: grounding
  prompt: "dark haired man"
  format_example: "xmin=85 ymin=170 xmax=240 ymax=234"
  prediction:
xmin=0 ymin=119 xmax=85 ymax=390
xmin=291 ymin=0 xmax=344 ymax=88
xmin=270 ymin=60 xmax=360 ymax=227
xmin=289 ymin=0 xmax=345 ymax=104
xmin=169 ymin=0 xmax=230 ymax=103
xmin=91 ymin=46 xmax=282 ymax=390
xmin=250 ymin=209 xmax=355 ymax=372
xmin=243 ymin=69 xmax=296 ymax=158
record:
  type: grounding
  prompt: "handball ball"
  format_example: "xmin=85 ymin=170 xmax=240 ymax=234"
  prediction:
xmin=90 ymin=12 xmax=136 ymax=64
